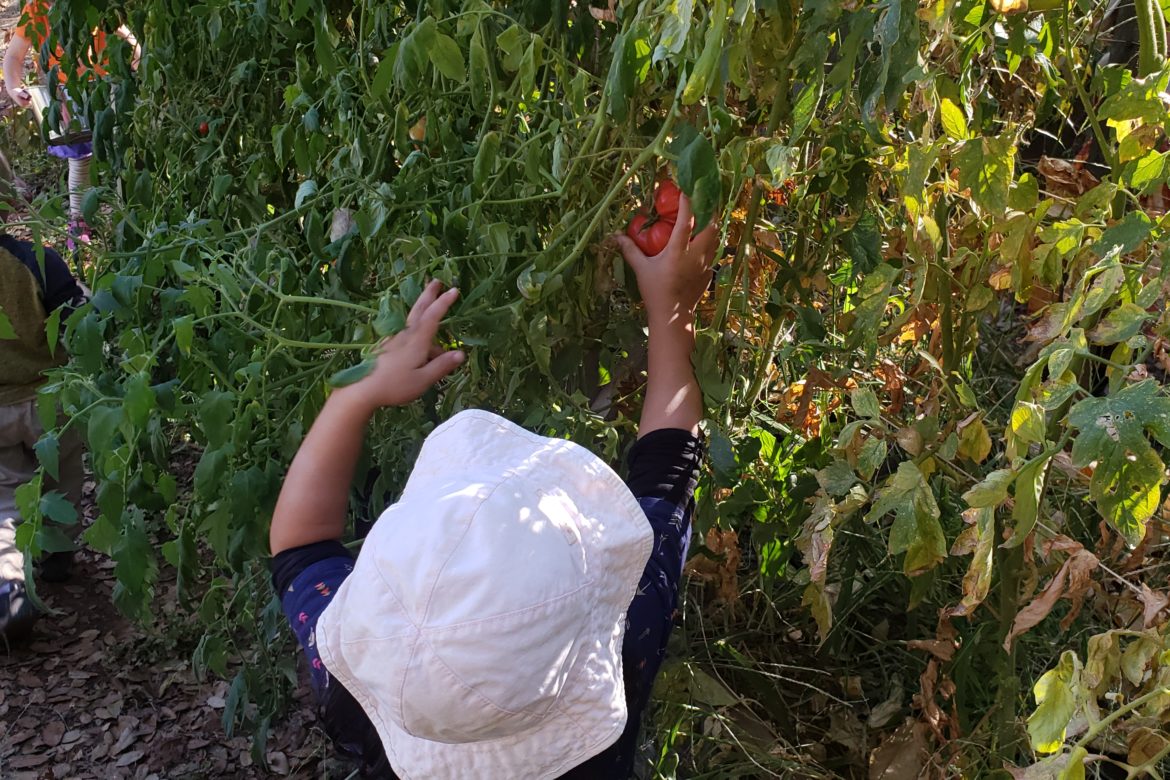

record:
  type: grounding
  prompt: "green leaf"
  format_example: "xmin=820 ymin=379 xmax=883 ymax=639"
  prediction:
xmin=1060 ymin=747 xmax=1089 ymax=780
xmin=790 ymin=77 xmax=822 ymax=141
xmin=1006 ymin=453 xmax=1050 ymax=547
xmin=371 ymin=50 xmax=396 ymax=98
xmin=671 ymin=125 xmax=722 ymax=234
xmin=80 ymin=187 xmax=101 ymax=223
xmin=429 ymin=32 xmax=466 ymax=83
xmin=40 ymin=491 xmax=78 ymax=526
xmin=1093 ymin=211 xmax=1152 ymax=257
xmin=174 ymin=315 xmax=194 ymax=356
xmin=654 ymin=0 xmax=694 ymax=63
xmin=866 ymin=460 xmax=946 ymax=576
xmin=34 ymin=434 xmax=60 ymax=481
xmin=1088 ymin=302 xmax=1153 ymax=345
xmin=860 ymin=0 xmax=919 ymax=126
xmin=295 ymin=179 xmax=318 ymax=209
xmin=1070 ymin=381 xmax=1170 ymax=463
xmin=955 ymin=136 xmax=1016 ymax=216
xmin=816 ymin=461 xmax=858 ymax=497
xmin=845 ymin=264 xmax=900 ymax=353
xmin=329 ymin=359 xmax=376 ymax=388
xmin=87 ymin=405 xmax=122 ymax=449
xmin=1100 ymin=72 xmax=1167 ymax=124
xmin=44 ymin=308 xmax=61 ymax=357
xmin=1009 ymin=172 xmax=1039 ymax=212
xmin=850 ymin=387 xmax=881 ymax=419
xmin=1093 ymin=444 xmax=1164 ymax=545
xmin=844 ymin=211 xmax=882 ymax=275
xmin=211 ymin=174 xmax=233 ymax=202
xmin=605 ymin=28 xmax=650 ymax=122
xmin=200 ymin=391 xmax=235 ymax=449
xmin=939 ymin=97 xmax=968 ymax=140
xmin=123 ymin=373 xmax=156 ymax=429
xmin=0 ymin=308 xmax=16 ymax=340
xmin=681 ymin=0 xmax=728 ymax=105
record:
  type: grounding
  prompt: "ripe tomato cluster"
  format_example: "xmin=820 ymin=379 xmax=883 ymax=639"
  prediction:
xmin=626 ymin=179 xmax=681 ymax=256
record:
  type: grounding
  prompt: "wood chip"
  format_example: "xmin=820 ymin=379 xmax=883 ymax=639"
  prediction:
xmin=7 ymin=754 xmax=51 ymax=769
xmin=114 ymin=749 xmax=144 ymax=768
xmin=42 ymin=720 xmax=66 ymax=748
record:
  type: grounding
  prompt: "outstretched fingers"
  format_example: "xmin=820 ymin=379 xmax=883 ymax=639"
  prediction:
xmin=414 ymin=286 xmax=460 ymax=338
xmin=667 ymin=194 xmax=695 ymax=253
xmin=690 ymin=220 xmax=719 ymax=269
xmin=406 ymin=279 xmax=444 ymax=327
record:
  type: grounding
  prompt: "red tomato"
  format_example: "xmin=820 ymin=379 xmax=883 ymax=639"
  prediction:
xmin=198 ymin=121 xmax=209 ymax=136
xmin=654 ymin=179 xmax=681 ymax=219
xmin=627 ymin=212 xmax=675 ymax=256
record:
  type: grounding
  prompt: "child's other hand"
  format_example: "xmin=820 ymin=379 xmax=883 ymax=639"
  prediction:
xmin=614 ymin=194 xmax=717 ymax=326
xmin=334 ymin=280 xmax=465 ymax=413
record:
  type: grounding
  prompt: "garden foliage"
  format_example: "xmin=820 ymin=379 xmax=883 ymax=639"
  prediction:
xmin=8 ymin=0 xmax=1170 ymax=774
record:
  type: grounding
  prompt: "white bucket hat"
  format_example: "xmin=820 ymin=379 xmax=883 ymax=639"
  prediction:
xmin=316 ymin=409 xmax=653 ymax=779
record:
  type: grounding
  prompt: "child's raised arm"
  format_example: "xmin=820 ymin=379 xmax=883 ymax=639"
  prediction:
xmin=615 ymin=193 xmax=717 ymax=437
xmin=3 ymin=31 xmax=33 ymax=108
xmin=268 ymin=281 xmax=464 ymax=555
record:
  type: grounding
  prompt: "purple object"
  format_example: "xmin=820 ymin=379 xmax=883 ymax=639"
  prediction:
xmin=46 ymin=142 xmax=92 ymax=160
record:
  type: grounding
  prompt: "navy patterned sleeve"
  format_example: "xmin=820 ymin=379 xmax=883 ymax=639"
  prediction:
xmin=569 ymin=429 xmax=701 ymax=777
xmin=271 ymin=543 xmax=396 ymax=778
xmin=271 ymin=542 xmax=354 ymax=693
xmin=622 ymin=428 xmax=702 ymax=701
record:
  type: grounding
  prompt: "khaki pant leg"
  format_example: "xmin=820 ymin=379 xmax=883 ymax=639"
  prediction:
xmin=0 ymin=403 xmax=38 ymax=583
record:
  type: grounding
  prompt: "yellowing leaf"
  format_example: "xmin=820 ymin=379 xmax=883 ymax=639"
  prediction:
xmin=1027 ymin=651 xmax=1080 ymax=754
xmin=948 ymin=506 xmax=995 ymax=617
xmin=867 ymin=461 xmax=946 ymax=576
xmin=963 ymin=468 xmax=1015 ymax=508
xmin=957 ymin=417 xmax=992 ymax=462
xmin=991 ymin=0 xmax=1029 ymax=13
xmin=1058 ymin=746 xmax=1088 ymax=780
xmin=939 ymin=98 xmax=969 ymax=140
xmin=1010 ymin=401 xmax=1047 ymax=444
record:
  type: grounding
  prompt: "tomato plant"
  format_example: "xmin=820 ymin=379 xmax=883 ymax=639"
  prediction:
xmin=14 ymin=0 xmax=1170 ymax=775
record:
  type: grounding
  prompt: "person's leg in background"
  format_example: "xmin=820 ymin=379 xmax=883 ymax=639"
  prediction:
xmin=0 ymin=402 xmax=41 ymax=640
xmin=39 ymin=423 xmax=83 ymax=583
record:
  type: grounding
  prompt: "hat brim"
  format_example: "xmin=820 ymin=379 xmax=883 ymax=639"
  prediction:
xmin=317 ymin=410 xmax=653 ymax=779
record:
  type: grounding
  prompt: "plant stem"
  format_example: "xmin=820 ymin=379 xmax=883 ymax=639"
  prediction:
xmin=992 ymin=533 xmax=1025 ymax=761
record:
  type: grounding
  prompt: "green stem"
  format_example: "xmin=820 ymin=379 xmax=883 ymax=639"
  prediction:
xmin=546 ymin=107 xmax=679 ymax=279
xmin=1061 ymin=0 xmax=1117 ymax=172
xmin=711 ymin=89 xmax=788 ymax=332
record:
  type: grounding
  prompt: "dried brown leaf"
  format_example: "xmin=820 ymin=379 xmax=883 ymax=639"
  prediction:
xmin=868 ymin=718 xmax=929 ymax=780
xmin=1127 ymin=726 xmax=1169 ymax=766
xmin=1140 ymin=584 xmax=1169 ymax=629
xmin=907 ymin=639 xmax=956 ymax=662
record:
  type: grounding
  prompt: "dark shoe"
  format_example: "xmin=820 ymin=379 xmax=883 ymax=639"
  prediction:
xmin=0 ymin=581 xmax=40 ymax=641
xmin=39 ymin=551 xmax=75 ymax=583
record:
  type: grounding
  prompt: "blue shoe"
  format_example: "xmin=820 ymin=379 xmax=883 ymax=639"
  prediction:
xmin=0 ymin=580 xmax=39 ymax=642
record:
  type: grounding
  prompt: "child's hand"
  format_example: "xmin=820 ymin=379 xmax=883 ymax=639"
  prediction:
xmin=7 ymin=87 xmax=32 ymax=108
xmin=614 ymin=194 xmax=718 ymax=325
xmin=334 ymin=280 xmax=465 ymax=414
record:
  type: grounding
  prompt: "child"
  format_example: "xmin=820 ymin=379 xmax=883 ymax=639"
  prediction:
xmin=0 ymin=165 xmax=89 ymax=641
xmin=269 ymin=195 xmax=717 ymax=778
xmin=3 ymin=0 xmax=139 ymax=241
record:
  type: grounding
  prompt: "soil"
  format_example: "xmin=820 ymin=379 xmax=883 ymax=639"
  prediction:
xmin=0 ymin=3 xmax=337 ymax=777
